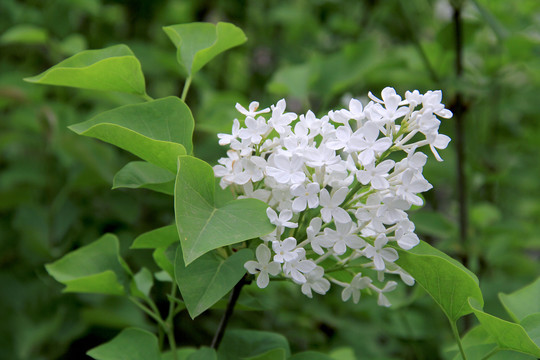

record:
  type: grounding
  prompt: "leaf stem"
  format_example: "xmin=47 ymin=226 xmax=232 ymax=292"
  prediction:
xmin=210 ymin=275 xmax=247 ymax=349
xmin=128 ymin=296 xmax=166 ymax=328
xmin=449 ymin=320 xmax=467 ymax=360
xmin=181 ymin=76 xmax=192 ymax=102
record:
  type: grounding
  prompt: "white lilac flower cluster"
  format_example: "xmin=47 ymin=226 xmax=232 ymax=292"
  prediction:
xmin=213 ymin=87 xmax=451 ymax=307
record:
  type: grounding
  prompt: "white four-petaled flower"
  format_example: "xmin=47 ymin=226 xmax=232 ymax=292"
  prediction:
xmin=244 ymin=244 xmax=281 ymax=288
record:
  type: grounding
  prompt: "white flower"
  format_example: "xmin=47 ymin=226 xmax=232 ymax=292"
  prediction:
xmin=341 ymin=273 xmax=372 ymax=304
xmin=341 ymin=98 xmax=365 ymax=123
xmin=299 ymin=110 xmax=325 ymax=138
xmin=283 ymin=253 xmax=316 ymax=284
xmin=396 ymin=169 xmax=432 ymax=206
xmin=238 ymin=116 xmax=270 ymax=144
xmin=377 ymin=281 xmax=398 ymax=307
xmin=301 ymin=266 xmax=330 ymax=297
xmin=266 ymin=208 xmax=297 ymax=229
xmin=269 ymin=99 xmax=297 ymax=134
xmin=236 ymin=101 xmax=270 ymax=117
xmin=405 ymin=90 xmax=423 ymax=107
xmin=235 ymin=156 xmax=266 ymax=184
xmin=229 ymin=138 xmax=254 ymax=157
xmin=377 ymin=196 xmax=410 ymax=224
xmin=427 ymin=133 xmax=451 ymax=162
xmin=350 ymin=122 xmax=392 ymax=165
xmin=363 ymin=234 xmax=399 ymax=271
xmin=303 ymin=144 xmax=340 ymax=169
xmin=422 ymin=90 xmax=452 ymax=118
xmin=215 ymin=89 xmax=451 ymax=305
xmin=272 ymin=237 xmax=302 ymax=263
xmin=218 ymin=119 xmax=241 ymax=145
xmin=395 ymin=227 xmax=420 ymax=250
xmin=291 ymin=183 xmax=320 ymax=212
xmin=245 ymin=244 xmax=281 ymax=288
xmin=368 ymin=87 xmax=409 ymax=122
xmin=357 ymin=159 xmax=395 ymax=190
xmin=319 ymin=187 xmax=351 ymax=224
xmin=319 ymin=221 xmax=366 ymax=255
xmin=266 ymin=154 xmax=306 ymax=185
xmin=307 ymin=217 xmax=333 ymax=255
xmin=240 ymin=182 xmax=271 ymax=203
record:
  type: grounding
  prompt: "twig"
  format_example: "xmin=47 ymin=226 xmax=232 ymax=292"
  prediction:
xmin=210 ymin=276 xmax=248 ymax=349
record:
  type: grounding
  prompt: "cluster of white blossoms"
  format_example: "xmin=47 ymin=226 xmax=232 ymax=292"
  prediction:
xmin=214 ymin=87 xmax=451 ymax=307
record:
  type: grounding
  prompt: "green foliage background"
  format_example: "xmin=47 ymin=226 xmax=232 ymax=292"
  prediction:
xmin=1 ymin=0 xmax=539 ymax=359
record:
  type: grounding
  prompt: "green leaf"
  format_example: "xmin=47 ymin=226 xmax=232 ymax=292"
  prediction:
xmin=163 ymin=22 xmax=247 ymax=76
xmin=113 ymin=161 xmax=175 ymax=195
xmin=245 ymin=348 xmax=286 ymax=360
xmin=174 ymin=246 xmax=252 ymax=318
xmin=329 ymin=347 xmax=356 ymax=360
xmin=131 ymin=225 xmax=179 ymax=249
xmin=521 ymin=314 xmax=540 ymax=348
xmin=393 ymin=241 xmax=483 ymax=322
xmin=446 ymin=325 xmax=498 ymax=360
xmin=161 ymin=348 xmax=197 ymax=360
xmin=87 ymin=327 xmax=160 ymax=360
xmin=469 ymin=298 xmax=540 ymax=357
xmin=62 ymin=271 xmax=124 ymax=295
xmin=0 ymin=24 xmax=48 ymax=45
xmin=175 ymin=156 xmax=274 ymax=264
xmin=154 ymin=246 xmax=176 ymax=280
xmin=25 ymin=45 xmax=146 ymax=95
xmin=217 ymin=329 xmax=290 ymax=360
xmin=131 ymin=267 xmax=154 ymax=299
xmin=499 ymin=277 xmax=540 ymax=322
xmin=69 ymin=97 xmax=194 ymax=171
xmin=288 ymin=351 xmax=334 ymax=360
xmin=187 ymin=347 xmax=217 ymax=360
xmin=45 ymin=234 xmax=129 ymax=295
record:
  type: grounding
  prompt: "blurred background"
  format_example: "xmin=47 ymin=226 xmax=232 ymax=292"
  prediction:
xmin=1 ymin=0 xmax=539 ymax=359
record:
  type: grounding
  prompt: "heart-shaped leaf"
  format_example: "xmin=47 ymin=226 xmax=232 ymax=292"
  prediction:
xmin=469 ymin=298 xmax=540 ymax=357
xmin=217 ymin=329 xmax=290 ymax=360
xmin=87 ymin=328 xmax=160 ymax=360
xmin=113 ymin=161 xmax=175 ymax=195
xmin=163 ymin=22 xmax=246 ymax=76
xmin=174 ymin=156 xmax=273 ymax=264
xmin=175 ymin=246 xmax=252 ymax=318
xmin=25 ymin=45 xmax=146 ymax=95
xmin=499 ymin=277 xmax=540 ymax=322
xmin=393 ymin=241 xmax=483 ymax=322
xmin=131 ymin=225 xmax=179 ymax=249
xmin=70 ymin=97 xmax=194 ymax=172
xmin=45 ymin=234 xmax=129 ymax=295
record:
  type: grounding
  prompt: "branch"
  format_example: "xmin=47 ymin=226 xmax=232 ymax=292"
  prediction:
xmin=210 ymin=275 xmax=248 ymax=349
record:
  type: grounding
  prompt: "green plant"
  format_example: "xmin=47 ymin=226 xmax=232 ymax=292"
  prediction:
xmin=22 ymin=13 xmax=540 ymax=360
